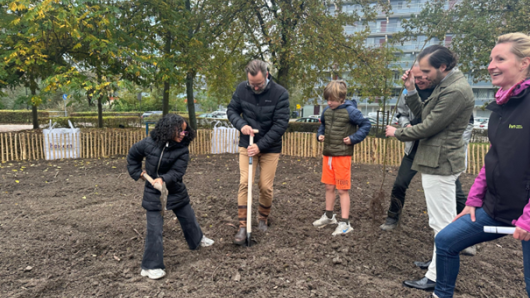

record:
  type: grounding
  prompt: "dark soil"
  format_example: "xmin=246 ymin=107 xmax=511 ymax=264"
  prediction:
xmin=0 ymin=154 xmax=525 ymax=297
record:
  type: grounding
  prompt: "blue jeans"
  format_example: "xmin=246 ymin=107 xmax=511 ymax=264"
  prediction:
xmin=434 ymin=207 xmax=530 ymax=297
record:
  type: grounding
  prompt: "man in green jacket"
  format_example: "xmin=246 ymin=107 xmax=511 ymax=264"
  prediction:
xmin=386 ymin=45 xmax=474 ymax=291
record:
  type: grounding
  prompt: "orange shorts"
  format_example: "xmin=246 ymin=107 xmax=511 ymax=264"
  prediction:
xmin=321 ymin=156 xmax=351 ymax=190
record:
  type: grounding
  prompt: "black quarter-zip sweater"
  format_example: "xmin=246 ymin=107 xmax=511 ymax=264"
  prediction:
xmin=482 ymin=88 xmax=530 ymax=225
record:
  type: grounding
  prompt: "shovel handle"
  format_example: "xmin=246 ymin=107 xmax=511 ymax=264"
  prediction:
xmin=142 ymin=172 xmax=163 ymax=192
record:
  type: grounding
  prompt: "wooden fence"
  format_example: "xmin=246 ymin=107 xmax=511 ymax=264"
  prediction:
xmin=0 ymin=129 xmax=489 ymax=174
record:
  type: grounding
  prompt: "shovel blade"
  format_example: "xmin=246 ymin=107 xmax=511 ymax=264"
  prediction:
xmin=246 ymin=232 xmax=252 ymax=247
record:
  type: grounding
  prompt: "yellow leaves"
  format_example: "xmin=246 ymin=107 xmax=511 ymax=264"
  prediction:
xmin=153 ymin=62 xmax=157 ymax=67
xmin=8 ymin=2 xmax=17 ymax=12
xmin=15 ymin=180 xmax=19 ymax=183
xmin=31 ymin=95 xmax=42 ymax=106
xmin=73 ymin=43 xmax=82 ymax=50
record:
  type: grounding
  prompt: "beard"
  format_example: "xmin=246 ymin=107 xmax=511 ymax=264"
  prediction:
xmin=429 ymin=70 xmax=444 ymax=87
xmin=251 ymin=86 xmax=266 ymax=94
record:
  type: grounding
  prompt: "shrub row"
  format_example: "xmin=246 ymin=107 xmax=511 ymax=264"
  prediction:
xmin=0 ymin=110 xmax=50 ymax=124
xmin=70 ymin=112 xmax=142 ymax=117
xmin=39 ymin=116 xmax=142 ymax=128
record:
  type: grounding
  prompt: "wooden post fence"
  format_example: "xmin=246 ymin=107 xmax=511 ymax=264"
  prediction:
xmin=0 ymin=130 xmax=489 ymax=175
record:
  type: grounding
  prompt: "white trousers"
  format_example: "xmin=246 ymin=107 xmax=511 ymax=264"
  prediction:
xmin=422 ymin=172 xmax=460 ymax=282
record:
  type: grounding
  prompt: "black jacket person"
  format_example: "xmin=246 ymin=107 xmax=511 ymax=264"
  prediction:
xmin=227 ymin=60 xmax=289 ymax=245
xmin=127 ymin=114 xmax=213 ymax=279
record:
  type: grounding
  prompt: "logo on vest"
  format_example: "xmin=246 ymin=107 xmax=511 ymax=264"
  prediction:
xmin=509 ymin=124 xmax=523 ymax=129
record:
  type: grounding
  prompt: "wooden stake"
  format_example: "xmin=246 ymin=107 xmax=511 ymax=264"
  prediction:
xmin=0 ymin=133 xmax=4 ymax=163
xmin=63 ymin=133 xmax=67 ymax=159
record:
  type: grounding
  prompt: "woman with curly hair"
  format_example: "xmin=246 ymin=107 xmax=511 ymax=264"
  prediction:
xmin=127 ymin=114 xmax=213 ymax=280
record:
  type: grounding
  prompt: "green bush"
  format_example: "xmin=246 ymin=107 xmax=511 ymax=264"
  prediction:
xmin=286 ymin=122 xmax=321 ymax=133
xmin=71 ymin=112 xmax=142 ymax=117
xmin=0 ymin=110 xmax=50 ymax=124
xmin=39 ymin=116 xmax=141 ymax=128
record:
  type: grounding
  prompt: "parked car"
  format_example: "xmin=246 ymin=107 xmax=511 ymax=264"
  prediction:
xmin=201 ymin=113 xmax=214 ymax=118
xmin=474 ymin=118 xmax=489 ymax=130
xmin=308 ymin=115 xmax=320 ymax=119
xmin=367 ymin=117 xmax=385 ymax=125
xmin=295 ymin=117 xmax=320 ymax=123
xmin=141 ymin=111 xmax=162 ymax=119
xmin=211 ymin=111 xmax=228 ymax=119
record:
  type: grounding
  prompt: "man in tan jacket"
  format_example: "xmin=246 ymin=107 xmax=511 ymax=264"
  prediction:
xmin=386 ymin=45 xmax=474 ymax=291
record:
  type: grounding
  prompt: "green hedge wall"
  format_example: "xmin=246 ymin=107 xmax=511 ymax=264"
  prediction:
xmin=0 ymin=110 xmax=50 ymax=124
xmin=71 ymin=112 xmax=142 ymax=117
xmin=39 ymin=116 xmax=141 ymax=128
xmin=286 ymin=122 xmax=320 ymax=133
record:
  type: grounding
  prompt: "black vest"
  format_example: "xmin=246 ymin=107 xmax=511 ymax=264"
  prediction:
xmin=482 ymin=89 xmax=530 ymax=225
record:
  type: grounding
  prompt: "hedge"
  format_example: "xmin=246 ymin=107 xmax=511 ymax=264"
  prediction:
xmin=0 ymin=110 xmax=50 ymax=124
xmin=71 ymin=112 xmax=142 ymax=117
xmin=39 ymin=116 xmax=142 ymax=128
xmin=286 ymin=122 xmax=320 ymax=133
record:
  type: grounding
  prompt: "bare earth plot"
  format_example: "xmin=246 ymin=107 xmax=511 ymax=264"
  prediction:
xmin=0 ymin=154 xmax=525 ymax=297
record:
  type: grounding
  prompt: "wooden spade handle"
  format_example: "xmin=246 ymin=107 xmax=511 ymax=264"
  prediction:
xmin=142 ymin=172 xmax=163 ymax=192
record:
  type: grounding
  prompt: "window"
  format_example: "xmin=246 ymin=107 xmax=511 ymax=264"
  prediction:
xmin=379 ymin=20 xmax=387 ymax=32
xmin=445 ymin=36 xmax=452 ymax=47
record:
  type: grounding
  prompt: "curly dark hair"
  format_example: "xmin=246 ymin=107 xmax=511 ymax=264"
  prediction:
xmin=150 ymin=114 xmax=196 ymax=147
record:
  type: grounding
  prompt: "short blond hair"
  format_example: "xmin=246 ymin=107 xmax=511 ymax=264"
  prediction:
xmin=324 ymin=80 xmax=347 ymax=102
xmin=497 ymin=33 xmax=530 ymax=75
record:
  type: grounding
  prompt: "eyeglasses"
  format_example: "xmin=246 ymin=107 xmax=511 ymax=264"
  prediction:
xmin=247 ymin=81 xmax=266 ymax=89
xmin=179 ymin=131 xmax=189 ymax=136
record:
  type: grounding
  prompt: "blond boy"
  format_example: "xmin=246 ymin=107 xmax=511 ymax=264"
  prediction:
xmin=313 ymin=80 xmax=372 ymax=235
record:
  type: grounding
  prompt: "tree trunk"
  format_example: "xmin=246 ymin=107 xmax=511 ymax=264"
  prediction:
xmin=97 ymin=97 xmax=103 ymax=128
xmin=30 ymin=86 xmax=38 ymax=129
xmin=162 ymin=31 xmax=172 ymax=116
xmin=276 ymin=56 xmax=291 ymax=91
xmin=96 ymin=73 xmax=103 ymax=128
xmin=186 ymin=70 xmax=197 ymax=130
xmin=163 ymin=80 xmax=170 ymax=116
xmin=87 ymin=88 xmax=95 ymax=106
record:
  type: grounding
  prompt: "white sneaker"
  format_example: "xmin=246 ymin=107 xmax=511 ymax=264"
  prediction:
xmin=140 ymin=268 xmax=166 ymax=280
xmin=332 ymin=222 xmax=353 ymax=236
xmin=200 ymin=235 xmax=214 ymax=247
xmin=313 ymin=213 xmax=338 ymax=228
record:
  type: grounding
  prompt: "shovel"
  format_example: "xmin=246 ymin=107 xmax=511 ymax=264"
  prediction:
xmin=247 ymin=129 xmax=259 ymax=247
xmin=142 ymin=173 xmax=168 ymax=217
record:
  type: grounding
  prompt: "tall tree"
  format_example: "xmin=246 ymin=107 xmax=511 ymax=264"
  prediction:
xmin=178 ymin=0 xmax=246 ymax=129
xmin=0 ymin=1 xmax=64 ymax=128
xmin=239 ymin=0 xmax=396 ymax=100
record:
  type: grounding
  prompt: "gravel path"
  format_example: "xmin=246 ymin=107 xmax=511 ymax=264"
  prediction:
xmin=0 ymin=124 xmax=34 ymax=132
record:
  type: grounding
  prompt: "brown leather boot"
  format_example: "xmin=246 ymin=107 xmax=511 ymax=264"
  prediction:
xmin=233 ymin=227 xmax=247 ymax=246
xmin=257 ymin=218 xmax=269 ymax=232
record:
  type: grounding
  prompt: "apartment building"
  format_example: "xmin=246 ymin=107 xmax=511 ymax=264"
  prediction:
xmin=301 ymin=0 xmax=495 ymax=119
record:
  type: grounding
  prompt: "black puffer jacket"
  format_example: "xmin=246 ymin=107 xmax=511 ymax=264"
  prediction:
xmin=127 ymin=137 xmax=191 ymax=211
xmin=227 ymin=78 xmax=290 ymax=153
